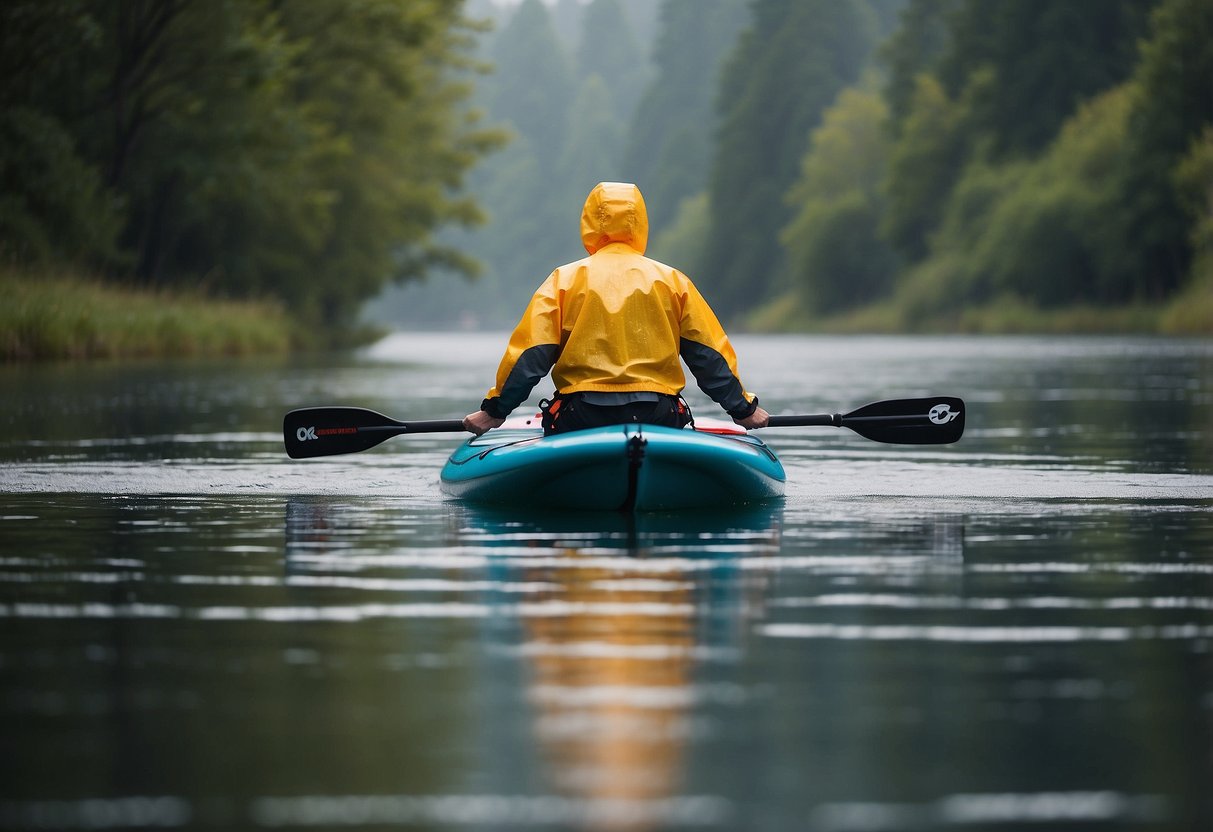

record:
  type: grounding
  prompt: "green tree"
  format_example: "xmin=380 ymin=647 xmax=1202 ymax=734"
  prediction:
xmin=649 ymin=191 xmax=710 ymax=274
xmin=574 ymin=0 xmax=650 ymax=130
xmin=878 ymin=0 xmax=958 ymax=135
xmin=559 ymin=75 xmax=626 ymax=206
xmin=0 ymin=1 xmax=126 ymax=267
xmin=109 ymin=3 xmax=327 ymax=295
xmin=947 ymin=86 xmax=1137 ymax=306
xmin=621 ymin=0 xmax=749 ymax=231
xmin=0 ymin=0 xmax=499 ymax=331
xmin=894 ymin=76 xmax=1203 ymax=313
xmin=483 ymin=0 xmax=575 ymax=167
xmin=880 ymin=0 xmax=1159 ymax=278
xmin=279 ymin=1 xmax=500 ymax=325
xmin=880 ymin=74 xmax=968 ymax=263
xmin=936 ymin=0 xmax=1155 ymax=158
xmin=782 ymin=84 xmax=897 ymax=314
xmin=1113 ymin=0 xmax=1213 ymax=298
xmin=701 ymin=0 xmax=878 ymax=317
xmin=1175 ymin=128 xmax=1213 ymax=283
xmin=0 ymin=108 xmax=125 ymax=267
xmin=472 ymin=0 xmax=583 ymax=298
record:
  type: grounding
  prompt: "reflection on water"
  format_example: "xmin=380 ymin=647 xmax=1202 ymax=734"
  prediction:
xmin=1 ymin=335 xmax=1212 ymax=830
xmin=4 ymin=491 xmax=1208 ymax=829
xmin=284 ymin=501 xmax=782 ymax=831
xmin=461 ymin=507 xmax=780 ymax=831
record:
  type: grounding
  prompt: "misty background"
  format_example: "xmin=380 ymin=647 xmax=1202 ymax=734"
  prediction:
xmin=368 ymin=0 xmax=1212 ymax=333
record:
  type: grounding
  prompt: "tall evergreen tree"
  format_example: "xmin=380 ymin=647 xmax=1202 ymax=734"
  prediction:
xmin=621 ymin=0 xmax=749 ymax=231
xmin=1114 ymin=0 xmax=1213 ymax=298
xmin=558 ymin=74 xmax=626 ymax=209
xmin=483 ymin=0 xmax=575 ymax=167
xmin=782 ymin=84 xmax=898 ymax=314
xmin=549 ymin=0 xmax=584 ymax=49
xmin=866 ymin=0 xmax=911 ymax=38
xmin=936 ymin=0 xmax=1156 ymax=158
xmin=700 ymin=0 xmax=877 ymax=317
xmin=388 ymin=0 xmax=585 ymax=328
xmin=574 ymin=0 xmax=650 ymax=131
xmin=878 ymin=0 xmax=958 ymax=136
xmin=880 ymin=74 xmax=968 ymax=263
xmin=881 ymin=0 xmax=1209 ymax=316
xmin=880 ymin=0 xmax=1155 ymax=269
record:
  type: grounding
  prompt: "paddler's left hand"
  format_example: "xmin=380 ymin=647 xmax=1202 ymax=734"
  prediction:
xmin=463 ymin=410 xmax=505 ymax=435
xmin=734 ymin=406 xmax=770 ymax=431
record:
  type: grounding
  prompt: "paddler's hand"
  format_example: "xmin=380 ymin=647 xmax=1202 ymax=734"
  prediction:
xmin=463 ymin=410 xmax=505 ymax=436
xmin=734 ymin=406 xmax=770 ymax=431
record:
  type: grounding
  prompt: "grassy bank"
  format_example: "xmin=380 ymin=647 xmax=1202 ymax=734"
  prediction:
xmin=747 ymin=279 xmax=1213 ymax=336
xmin=1 ymin=270 xmax=294 ymax=361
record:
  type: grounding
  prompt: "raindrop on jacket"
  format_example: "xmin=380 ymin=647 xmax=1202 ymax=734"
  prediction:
xmin=480 ymin=182 xmax=759 ymax=420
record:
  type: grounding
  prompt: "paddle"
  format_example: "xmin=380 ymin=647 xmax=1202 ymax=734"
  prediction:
xmin=283 ymin=396 xmax=965 ymax=458
xmin=283 ymin=407 xmax=463 ymax=459
xmin=764 ymin=396 xmax=965 ymax=445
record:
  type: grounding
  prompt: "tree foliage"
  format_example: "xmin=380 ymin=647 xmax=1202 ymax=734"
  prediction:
xmin=0 ymin=0 xmax=500 ymax=329
xmin=879 ymin=74 xmax=968 ymax=263
xmin=1111 ymin=0 xmax=1213 ymax=299
xmin=24 ymin=0 xmax=1200 ymax=333
xmin=701 ymin=0 xmax=878 ymax=316
xmin=854 ymin=0 xmax=1212 ymax=325
xmin=574 ymin=0 xmax=649 ymax=129
xmin=935 ymin=0 xmax=1152 ymax=158
xmin=374 ymin=0 xmax=1213 ymax=331
xmin=621 ymin=0 xmax=749 ymax=231
xmin=470 ymin=0 xmax=585 ymax=304
xmin=878 ymin=0 xmax=957 ymax=135
xmin=0 ymin=107 xmax=125 ymax=267
xmin=378 ymin=0 xmax=667 ymax=329
xmin=782 ymin=84 xmax=897 ymax=314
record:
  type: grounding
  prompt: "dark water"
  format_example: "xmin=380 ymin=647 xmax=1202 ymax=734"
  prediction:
xmin=2 ymin=334 xmax=1211 ymax=831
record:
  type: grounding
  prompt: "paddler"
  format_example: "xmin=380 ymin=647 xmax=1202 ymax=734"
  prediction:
xmin=463 ymin=182 xmax=770 ymax=436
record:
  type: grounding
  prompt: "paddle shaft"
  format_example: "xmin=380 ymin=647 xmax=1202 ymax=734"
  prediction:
xmin=283 ymin=396 xmax=964 ymax=458
xmin=770 ymin=414 xmax=949 ymax=427
xmin=359 ymin=421 xmax=465 ymax=434
xmin=767 ymin=414 xmax=837 ymax=428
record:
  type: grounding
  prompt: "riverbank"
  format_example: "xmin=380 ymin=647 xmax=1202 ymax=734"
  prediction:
xmin=1 ymin=270 xmax=294 ymax=361
xmin=748 ymin=278 xmax=1213 ymax=336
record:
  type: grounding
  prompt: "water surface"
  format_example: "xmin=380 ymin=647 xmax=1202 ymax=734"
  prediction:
xmin=1 ymin=334 xmax=1211 ymax=830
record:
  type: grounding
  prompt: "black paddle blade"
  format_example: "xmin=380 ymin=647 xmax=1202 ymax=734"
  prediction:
xmin=283 ymin=407 xmax=403 ymax=459
xmin=841 ymin=396 xmax=965 ymax=445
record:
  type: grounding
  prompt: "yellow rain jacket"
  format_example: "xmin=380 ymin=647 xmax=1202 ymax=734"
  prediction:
xmin=480 ymin=182 xmax=759 ymax=420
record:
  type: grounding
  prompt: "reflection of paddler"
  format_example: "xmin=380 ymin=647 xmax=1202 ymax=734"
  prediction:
xmin=284 ymin=498 xmax=333 ymax=574
xmin=522 ymin=549 xmax=696 ymax=831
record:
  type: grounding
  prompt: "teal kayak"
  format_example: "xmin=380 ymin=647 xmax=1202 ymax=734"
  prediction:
xmin=439 ymin=418 xmax=785 ymax=511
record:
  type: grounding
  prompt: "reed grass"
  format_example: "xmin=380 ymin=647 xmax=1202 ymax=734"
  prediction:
xmin=1 ymin=269 xmax=293 ymax=361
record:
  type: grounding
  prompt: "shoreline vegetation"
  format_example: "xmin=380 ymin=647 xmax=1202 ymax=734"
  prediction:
xmin=4 ymin=3 xmax=1209 ymax=347
xmin=3 ymin=266 xmax=1209 ymax=364
xmin=1 ymin=269 xmax=294 ymax=362
xmin=748 ymin=276 xmax=1213 ymax=336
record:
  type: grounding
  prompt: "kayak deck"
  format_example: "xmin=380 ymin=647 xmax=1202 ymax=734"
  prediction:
xmin=440 ymin=419 xmax=785 ymax=511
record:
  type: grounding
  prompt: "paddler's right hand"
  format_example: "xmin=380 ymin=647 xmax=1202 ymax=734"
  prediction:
xmin=463 ymin=410 xmax=505 ymax=435
xmin=734 ymin=406 xmax=770 ymax=431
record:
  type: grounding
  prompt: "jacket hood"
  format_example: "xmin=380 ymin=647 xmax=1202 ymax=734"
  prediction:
xmin=580 ymin=182 xmax=648 ymax=255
